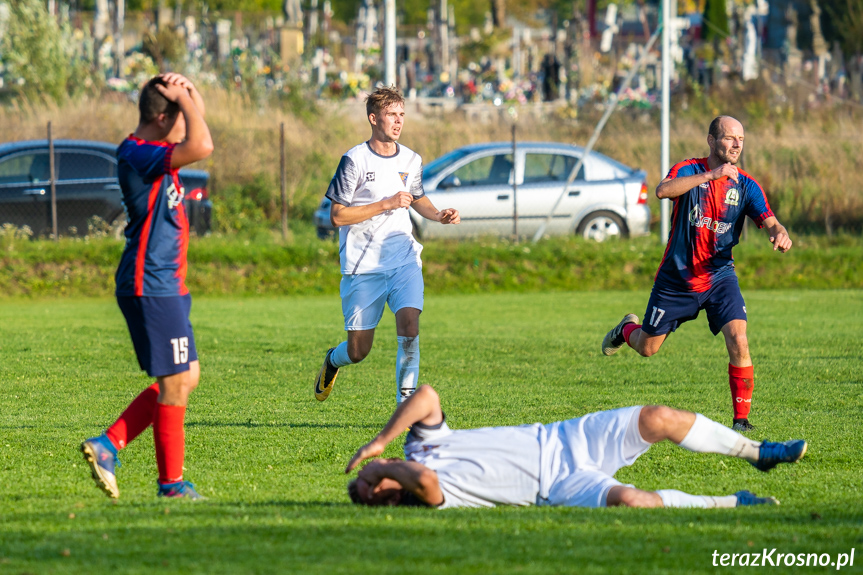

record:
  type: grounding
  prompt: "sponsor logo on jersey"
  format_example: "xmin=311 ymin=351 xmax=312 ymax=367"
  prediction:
xmin=398 ymin=172 xmax=410 ymax=186
xmin=725 ymin=187 xmax=740 ymax=206
xmin=699 ymin=182 xmax=709 ymax=189
xmin=166 ymin=182 xmax=185 ymax=209
xmin=366 ymin=172 xmax=376 ymax=182
xmin=688 ymin=205 xmax=732 ymax=234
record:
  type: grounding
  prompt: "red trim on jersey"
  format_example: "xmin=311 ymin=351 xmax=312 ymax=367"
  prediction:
xmin=134 ymin=177 xmax=163 ymax=296
xmin=738 ymin=168 xmax=774 ymax=227
xmin=173 ymin=172 xmax=190 ymax=296
xmin=127 ymin=134 xmax=173 ymax=148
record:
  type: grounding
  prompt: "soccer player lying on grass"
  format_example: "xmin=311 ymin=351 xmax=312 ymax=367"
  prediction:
xmin=345 ymin=386 xmax=807 ymax=509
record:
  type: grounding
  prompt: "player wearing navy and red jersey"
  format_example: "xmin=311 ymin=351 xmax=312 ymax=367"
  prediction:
xmin=80 ymin=73 xmax=213 ymax=499
xmin=602 ymin=116 xmax=792 ymax=432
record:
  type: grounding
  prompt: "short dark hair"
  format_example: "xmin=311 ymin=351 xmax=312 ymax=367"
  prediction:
xmin=347 ymin=479 xmax=362 ymax=505
xmin=708 ymin=116 xmax=738 ymax=140
xmin=366 ymin=86 xmax=405 ymax=118
xmin=347 ymin=479 xmax=431 ymax=507
xmin=139 ymin=76 xmax=180 ymax=125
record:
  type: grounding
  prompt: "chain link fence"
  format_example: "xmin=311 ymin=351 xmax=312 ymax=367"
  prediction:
xmin=0 ymin=123 xmax=211 ymax=239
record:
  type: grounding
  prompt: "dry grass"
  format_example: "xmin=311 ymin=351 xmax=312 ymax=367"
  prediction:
xmin=3 ymin=88 xmax=862 ymax=233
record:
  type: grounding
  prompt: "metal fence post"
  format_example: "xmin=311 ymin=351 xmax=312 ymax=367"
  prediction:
xmin=48 ymin=121 xmax=58 ymax=240
xmin=280 ymin=122 xmax=289 ymax=241
xmin=512 ymin=123 xmax=518 ymax=242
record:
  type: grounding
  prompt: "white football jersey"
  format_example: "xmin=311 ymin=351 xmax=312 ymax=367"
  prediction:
xmin=326 ymin=142 xmax=425 ymax=275
xmin=405 ymin=419 xmax=543 ymax=509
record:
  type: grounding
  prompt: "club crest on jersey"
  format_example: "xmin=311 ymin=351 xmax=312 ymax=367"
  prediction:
xmin=688 ymin=205 xmax=732 ymax=234
xmin=725 ymin=187 xmax=740 ymax=206
xmin=166 ymin=182 xmax=185 ymax=209
xmin=366 ymin=172 xmax=376 ymax=182
xmin=398 ymin=172 xmax=410 ymax=186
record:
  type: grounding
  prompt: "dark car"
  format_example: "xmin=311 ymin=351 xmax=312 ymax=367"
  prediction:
xmin=0 ymin=139 xmax=211 ymax=237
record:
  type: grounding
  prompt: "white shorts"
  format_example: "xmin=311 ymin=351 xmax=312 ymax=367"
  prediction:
xmin=341 ymin=261 xmax=424 ymax=331
xmin=539 ymin=406 xmax=651 ymax=508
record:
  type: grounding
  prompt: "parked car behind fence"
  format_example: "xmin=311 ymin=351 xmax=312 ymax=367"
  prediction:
xmin=315 ymin=142 xmax=650 ymax=242
xmin=0 ymin=140 xmax=211 ymax=238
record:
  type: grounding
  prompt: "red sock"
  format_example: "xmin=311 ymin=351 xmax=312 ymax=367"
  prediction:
xmin=729 ymin=364 xmax=755 ymax=420
xmin=623 ymin=323 xmax=641 ymax=347
xmin=154 ymin=403 xmax=186 ymax=484
xmin=105 ymin=383 xmax=159 ymax=450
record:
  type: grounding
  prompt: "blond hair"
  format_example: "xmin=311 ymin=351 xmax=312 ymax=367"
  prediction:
xmin=365 ymin=86 xmax=405 ymax=118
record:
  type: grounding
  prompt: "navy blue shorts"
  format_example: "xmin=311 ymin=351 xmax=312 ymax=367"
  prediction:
xmin=641 ymin=275 xmax=747 ymax=337
xmin=117 ymin=294 xmax=198 ymax=378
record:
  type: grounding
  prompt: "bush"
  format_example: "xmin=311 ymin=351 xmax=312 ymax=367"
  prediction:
xmin=0 ymin=0 xmax=96 ymax=104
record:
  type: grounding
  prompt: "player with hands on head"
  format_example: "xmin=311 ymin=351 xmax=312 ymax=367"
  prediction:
xmin=345 ymin=385 xmax=807 ymax=509
xmin=314 ymin=86 xmax=459 ymax=407
xmin=80 ymin=73 xmax=213 ymax=500
xmin=602 ymin=116 xmax=792 ymax=432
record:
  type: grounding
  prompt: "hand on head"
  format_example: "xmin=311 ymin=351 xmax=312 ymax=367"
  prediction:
xmin=159 ymin=73 xmax=196 ymax=92
xmin=153 ymin=81 xmax=188 ymax=103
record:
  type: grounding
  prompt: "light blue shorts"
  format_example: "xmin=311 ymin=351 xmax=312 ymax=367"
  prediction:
xmin=341 ymin=261 xmax=424 ymax=331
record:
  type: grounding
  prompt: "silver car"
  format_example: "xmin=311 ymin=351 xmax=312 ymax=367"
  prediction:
xmin=314 ymin=142 xmax=650 ymax=241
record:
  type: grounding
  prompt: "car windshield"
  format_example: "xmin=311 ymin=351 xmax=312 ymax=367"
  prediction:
xmin=423 ymin=148 xmax=474 ymax=181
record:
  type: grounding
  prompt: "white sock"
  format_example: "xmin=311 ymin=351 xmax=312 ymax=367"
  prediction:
xmin=329 ymin=341 xmax=353 ymax=368
xmin=396 ymin=336 xmax=419 ymax=404
xmin=657 ymin=490 xmax=738 ymax=509
xmin=678 ymin=413 xmax=761 ymax=462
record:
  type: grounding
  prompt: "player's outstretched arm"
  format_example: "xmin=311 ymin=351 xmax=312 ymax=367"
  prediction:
xmin=358 ymin=459 xmax=443 ymax=506
xmin=762 ymin=216 xmax=792 ymax=253
xmin=345 ymin=385 xmax=443 ymax=473
xmin=410 ymin=196 xmax=460 ymax=225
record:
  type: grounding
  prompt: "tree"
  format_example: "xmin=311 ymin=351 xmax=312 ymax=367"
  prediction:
xmin=0 ymin=0 xmax=93 ymax=104
xmin=701 ymin=0 xmax=730 ymax=42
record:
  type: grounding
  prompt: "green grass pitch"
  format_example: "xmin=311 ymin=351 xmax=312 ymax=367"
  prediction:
xmin=1 ymin=291 xmax=861 ymax=573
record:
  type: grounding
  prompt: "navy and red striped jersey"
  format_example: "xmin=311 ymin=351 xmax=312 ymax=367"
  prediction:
xmin=115 ymin=136 xmax=190 ymax=297
xmin=655 ymin=158 xmax=774 ymax=293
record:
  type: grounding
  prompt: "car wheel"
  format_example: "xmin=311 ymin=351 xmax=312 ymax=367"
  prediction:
xmin=576 ymin=211 xmax=627 ymax=242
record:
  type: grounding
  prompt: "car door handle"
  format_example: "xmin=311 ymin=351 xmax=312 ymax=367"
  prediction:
xmin=568 ymin=190 xmax=581 ymax=197
xmin=23 ymin=188 xmax=46 ymax=196
xmin=497 ymin=194 xmax=509 ymax=200
xmin=104 ymin=185 xmax=121 ymax=191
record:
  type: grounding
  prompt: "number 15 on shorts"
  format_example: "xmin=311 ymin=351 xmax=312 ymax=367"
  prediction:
xmin=170 ymin=337 xmax=189 ymax=364
xmin=649 ymin=306 xmax=665 ymax=327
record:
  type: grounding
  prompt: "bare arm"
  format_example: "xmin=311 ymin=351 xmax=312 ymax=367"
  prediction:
xmin=330 ymin=191 xmax=413 ymax=227
xmin=156 ymin=82 xmax=213 ymax=169
xmin=345 ymin=384 xmax=444 ymax=473
xmin=655 ymin=163 xmax=740 ymax=200
xmin=357 ymin=458 xmax=443 ymax=506
xmin=761 ymin=216 xmax=792 ymax=252
xmin=410 ymin=196 xmax=460 ymax=225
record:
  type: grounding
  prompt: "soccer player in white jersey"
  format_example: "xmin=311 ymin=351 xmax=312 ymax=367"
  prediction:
xmin=314 ymin=87 xmax=460 ymax=405
xmin=345 ymin=386 xmax=808 ymax=509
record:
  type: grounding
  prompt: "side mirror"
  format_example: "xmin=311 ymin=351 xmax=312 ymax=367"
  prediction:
xmin=439 ymin=174 xmax=461 ymax=189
